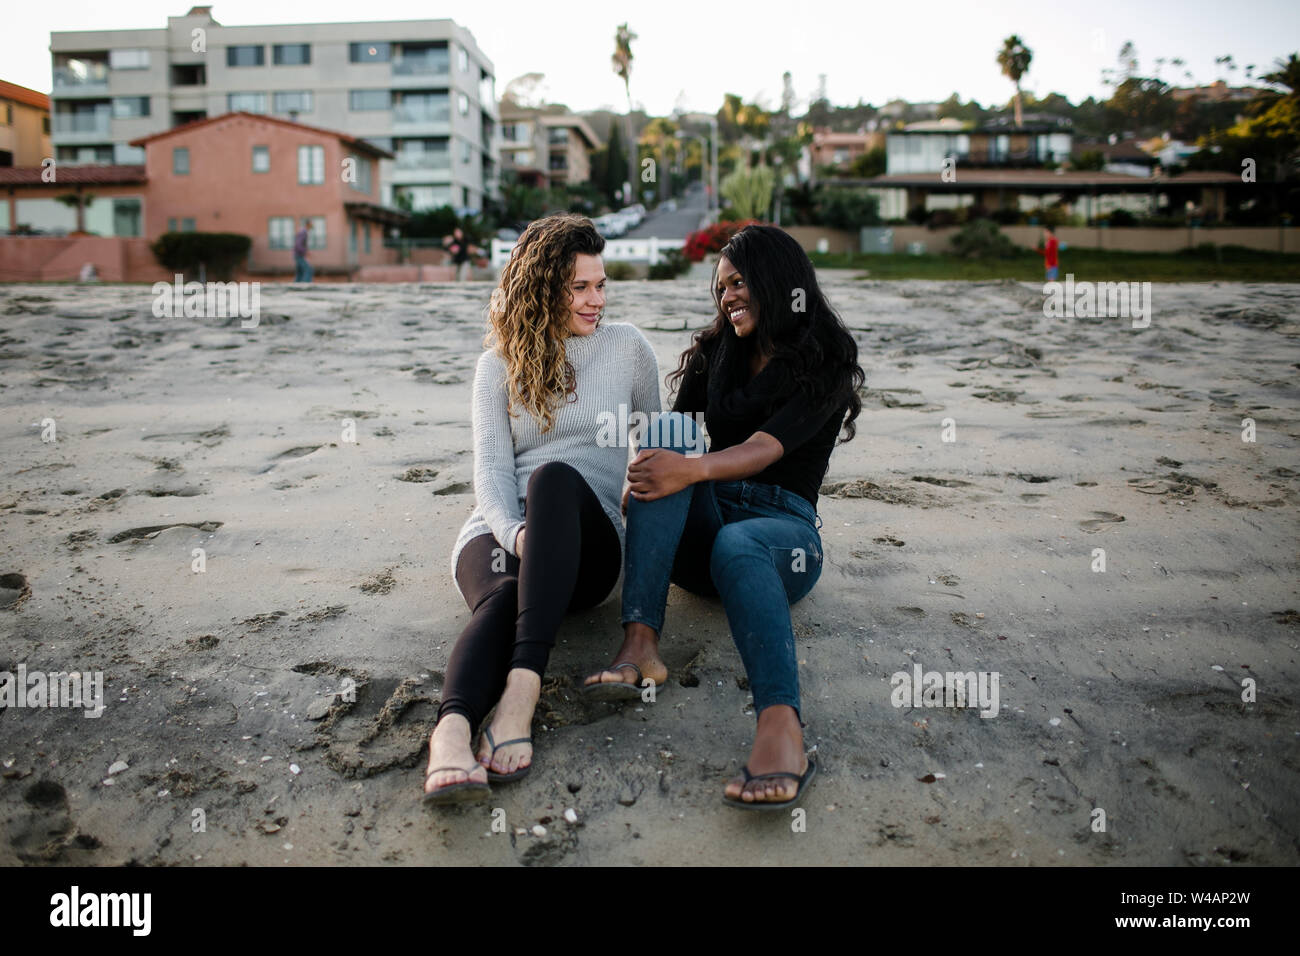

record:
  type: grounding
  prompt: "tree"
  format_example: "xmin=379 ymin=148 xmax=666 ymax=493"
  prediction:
xmin=56 ymin=191 xmax=95 ymax=233
xmin=997 ymin=35 xmax=1033 ymax=128
xmin=1230 ymin=53 xmax=1300 ymax=182
xmin=611 ymin=23 xmax=638 ymax=204
xmin=720 ymin=165 xmax=775 ymax=220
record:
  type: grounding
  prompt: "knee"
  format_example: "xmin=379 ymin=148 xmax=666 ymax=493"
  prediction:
xmin=709 ymin=523 xmax=765 ymax=578
xmin=471 ymin=574 xmax=518 ymax=614
xmin=643 ymin=410 xmax=703 ymax=454
xmin=526 ymin=460 xmax=580 ymax=497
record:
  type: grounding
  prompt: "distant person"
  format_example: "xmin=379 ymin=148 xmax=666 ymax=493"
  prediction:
xmin=78 ymin=262 xmax=99 ymax=283
xmin=1038 ymin=225 xmax=1060 ymax=281
xmin=294 ymin=221 xmax=314 ymax=283
xmin=443 ymin=227 xmax=482 ymax=282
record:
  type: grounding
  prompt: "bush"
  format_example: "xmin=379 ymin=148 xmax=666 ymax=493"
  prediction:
xmin=948 ymin=219 xmax=1021 ymax=259
xmin=151 ymin=232 xmax=252 ymax=281
xmin=1107 ymin=209 xmax=1138 ymax=227
xmin=815 ymin=187 xmax=882 ymax=230
xmin=906 ymin=205 xmax=929 ymax=225
xmin=605 ymin=261 xmax=637 ymax=280
xmin=991 ymin=207 xmax=1023 ymax=225
xmin=648 ymin=247 xmax=690 ymax=280
xmin=682 ymin=219 xmax=759 ymax=263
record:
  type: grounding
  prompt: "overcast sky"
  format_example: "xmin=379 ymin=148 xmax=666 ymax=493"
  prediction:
xmin=5 ymin=0 xmax=1296 ymax=115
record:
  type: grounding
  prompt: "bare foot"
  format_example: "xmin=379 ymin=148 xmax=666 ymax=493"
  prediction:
xmin=424 ymin=713 xmax=488 ymax=795
xmin=723 ymin=705 xmax=808 ymax=804
xmin=583 ymin=622 xmax=668 ymax=689
xmin=476 ymin=668 xmax=538 ymax=776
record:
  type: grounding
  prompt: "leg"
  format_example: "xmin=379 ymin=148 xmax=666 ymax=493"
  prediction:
xmin=424 ymin=534 xmax=519 ymax=796
xmin=477 ymin=461 xmax=620 ymax=775
xmin=709 ymin=516 xmax=824 ymax=804
xmin=585 ymin=411 xmax=722 ymax=690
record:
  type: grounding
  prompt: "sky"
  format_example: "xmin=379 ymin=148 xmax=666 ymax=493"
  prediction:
xmin=4 ymin=0 xmax=1297 ymax=115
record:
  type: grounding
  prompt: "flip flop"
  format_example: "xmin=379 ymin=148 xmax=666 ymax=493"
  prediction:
xmin=722 ymin=759 xmax=817 ymax=811
xmin=422 ymin=764 xmax=490 ymax=808
xmin=480 ymin=726 xmax=532 ymax=784
xmin=581 ymin=661 xmax=661 ymax=701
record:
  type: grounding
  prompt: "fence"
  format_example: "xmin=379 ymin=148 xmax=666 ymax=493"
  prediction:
xmin=490 ymin=235 xmax=686 ymax=269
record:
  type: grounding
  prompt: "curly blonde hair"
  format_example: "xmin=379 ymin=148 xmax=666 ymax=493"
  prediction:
xmin=486 ymin=214 xmax=605 ymax=432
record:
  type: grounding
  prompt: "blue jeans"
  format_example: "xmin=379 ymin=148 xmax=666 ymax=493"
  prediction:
xmin=294 ymin=255 xmax=313 ymax=282
xmin=621 ymin=412 xmax=824 ymax=717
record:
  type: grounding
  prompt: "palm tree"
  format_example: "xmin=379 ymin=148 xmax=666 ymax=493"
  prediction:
xmin=997 ymin=35 xmax=1033 ymax=128
xmin=612 ymin=23 xmax=638 ymax=205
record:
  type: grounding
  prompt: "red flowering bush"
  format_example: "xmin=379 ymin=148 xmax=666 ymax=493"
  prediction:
xmin=682 ymin=219 xmax=760 ymax=263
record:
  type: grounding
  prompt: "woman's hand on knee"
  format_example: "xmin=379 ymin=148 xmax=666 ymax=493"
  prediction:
xmin=627 ymin=448 xmax=698 ymax=502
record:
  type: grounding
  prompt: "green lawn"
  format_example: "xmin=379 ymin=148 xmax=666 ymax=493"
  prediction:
xmin=809 ymin=246 xmax=1300 ymax=282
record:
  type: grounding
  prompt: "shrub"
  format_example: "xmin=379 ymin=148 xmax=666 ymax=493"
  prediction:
xmin=648 ymin=247 xmax=690 ymax=280
xmin=1107 ymin=209 xmax=1138 ymax=227
xmin=991 ymin=207 xmax=1022 ymax=225
xmin=682 ymin=219 xmax=759 ymax=263
xmin=720 ymin=166 xmax=776 ymax=220
xmin=151 ymin=232 xmax=252 ymax=281
xmin=605 ymin=260 xmax=637 ymax=280
xmin=948 ymin=219 xmax=1022 ymax=259
xmin=906 ymin=205 xmax=929 ymax=225
xmin=815 ymin=187 xmax=881 ymax=230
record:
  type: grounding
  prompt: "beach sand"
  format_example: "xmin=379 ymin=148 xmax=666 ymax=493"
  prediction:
xmin=0 ymin=275 xmax=1297 ymax=865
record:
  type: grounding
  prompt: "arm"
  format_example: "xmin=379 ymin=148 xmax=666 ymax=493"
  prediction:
xmin=470 ymin=351 xmax=527 ymax=557
xmin=630 ymin=328 xmax=663 ymax=417
xmin=629 ymin=387 xmax=843 ymax=501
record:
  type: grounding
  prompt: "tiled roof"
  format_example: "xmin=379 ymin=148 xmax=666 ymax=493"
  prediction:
xmin=0 ymin=79 xmax=50 ymax=112
xmin=867 ymin=169 xmax=1241 ymax=187
xmin=128 ymin=111 xmax=394 ymax=158
xmin=0 ymin=164 xmax=147 ymax=185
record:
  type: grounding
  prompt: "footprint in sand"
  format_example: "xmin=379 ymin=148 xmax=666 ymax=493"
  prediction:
xmin=0 ymin=572 xmax=31 ymax=610
xmin=258 ymin=445 xmax=326 ymax=474
xmin=108 ymin=521 xmax=222 ymax=543
xmin=1078 ymin=512 xmax=1125 ymax=533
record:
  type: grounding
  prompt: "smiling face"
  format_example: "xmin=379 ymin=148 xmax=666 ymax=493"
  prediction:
xmin=716 ymin=255 xmax=756 ymax=338
xmin=567 ymin=253 xmax=606 ymax=336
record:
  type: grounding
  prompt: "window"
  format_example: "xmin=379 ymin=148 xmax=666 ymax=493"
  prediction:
xmin=350 ymin=219 xmax=357 ymax=257
xmin=3 ymin=104 xmax=12 ymax=125
xmin=226 ymin=45 xmax=265 ymax=67
xmin=113 ymin=143 xmax=145 ymax=164
xmin=43 ymin=115 xmax=50 ymax=134
xmin=349 ymin=42 xmax=390 ymax=63
xmin=457 ymin=46 xmax=469 ymax=72
xmin=273 ymin=44 xmax=311 ymax=66
xmin=167 ymin=217 xmax=196 ymax=233
xmin=460 ymin=140 xmax=472 ymax=164
xmin=109 ymin=49 xmax=150 ymax=70
xmin=269 ymin=216 xmax=294 ymax=249
xmin=228 ymin=92 xmax=267 ymax=113
xmin=252 ymin=145 xmax=270 ymax=173
xmin=393 ymin=185 xmax=451 ymax=211
xmin=479 ymin=71 xmax=494 ymax=107
xmin=173 ymin=147 xmax=190 ymax=175
xmin=298 ymin=145 xmax=324 ymax=184
xmin=548 ymin=127 xmax=568 ymax=145
xmin=362 ymin=136 xmax=393 ymax=152
xmin=348 ymin=153 xmax=372 ymax=194
xmin=112 ymin=199 xmax=142 ymax=237
xmin=273 ymin=91 xmax=312 ymax=115
xmin=349 ymin=89 xmax=391 ymax=111
xmin=364 ymin=223 xmax=371 ymax=254
xmin=457 ymin=93 xmax=469 ymax=116
xmin=393 ymin=91 xmax=448 ymax=124
xmin=112 ymin=96 xmax=150 ymax=118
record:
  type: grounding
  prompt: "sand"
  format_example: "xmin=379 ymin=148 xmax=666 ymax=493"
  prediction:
xmin=0 ymin=275 xmax=1297 ymax=866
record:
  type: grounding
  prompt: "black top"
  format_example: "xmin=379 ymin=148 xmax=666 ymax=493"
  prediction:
xmin=671 ymin=334 xmax=847 ymax=507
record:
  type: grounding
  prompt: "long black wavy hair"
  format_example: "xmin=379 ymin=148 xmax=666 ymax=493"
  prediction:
xmin=667 ymin=224 xmax=865 ymax=441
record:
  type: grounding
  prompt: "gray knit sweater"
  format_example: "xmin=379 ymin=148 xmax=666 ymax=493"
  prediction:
xmin=450 ymin=321 xmax=662 ymax=589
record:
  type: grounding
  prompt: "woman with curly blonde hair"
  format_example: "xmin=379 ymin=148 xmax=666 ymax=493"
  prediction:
xmin=423 ymin=214 xmax=660 ymax=806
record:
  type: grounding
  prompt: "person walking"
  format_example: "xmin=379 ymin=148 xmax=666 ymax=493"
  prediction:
xmin=294 ymin=220 xmax=314 ymax=283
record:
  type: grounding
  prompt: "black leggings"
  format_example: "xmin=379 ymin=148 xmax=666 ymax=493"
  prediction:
xmin=438 ymin=461 xmax=621 ymax=731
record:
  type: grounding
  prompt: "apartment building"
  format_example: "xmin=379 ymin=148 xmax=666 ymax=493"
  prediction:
xmin=498 ymin=103 xmax=600 ymax=189
xmin=49 ymin=5 xmax=497 ymax=211
xmin=0 ymin=81 xmax=53 ymax=167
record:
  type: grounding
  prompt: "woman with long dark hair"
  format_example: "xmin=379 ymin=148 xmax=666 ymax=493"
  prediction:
xmin=423 ymin=214 xmax=660 ymax=806
xmin=584 ymin=224 xmax=864 ymax=810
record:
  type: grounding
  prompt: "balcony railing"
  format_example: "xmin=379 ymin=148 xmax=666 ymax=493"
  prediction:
xmin=395 ymin=152 xmax=451 ymax=170
xmin=393 ymin=104 xmax=450 ymax=125
xmin=53 ymin=113 xmax=112 ymax=136
xmin=53 ymin=64 xmax=109 ymax=89
xmin=392 ymin=55 xmax=449 ymax=77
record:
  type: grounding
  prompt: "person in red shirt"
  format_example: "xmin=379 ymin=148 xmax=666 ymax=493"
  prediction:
xmin=1038 ymin=225 xmax=1060 ymax=280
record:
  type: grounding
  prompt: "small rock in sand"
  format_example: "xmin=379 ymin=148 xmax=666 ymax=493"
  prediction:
xmin=107 ymin=760 xmax=129 ymax=775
